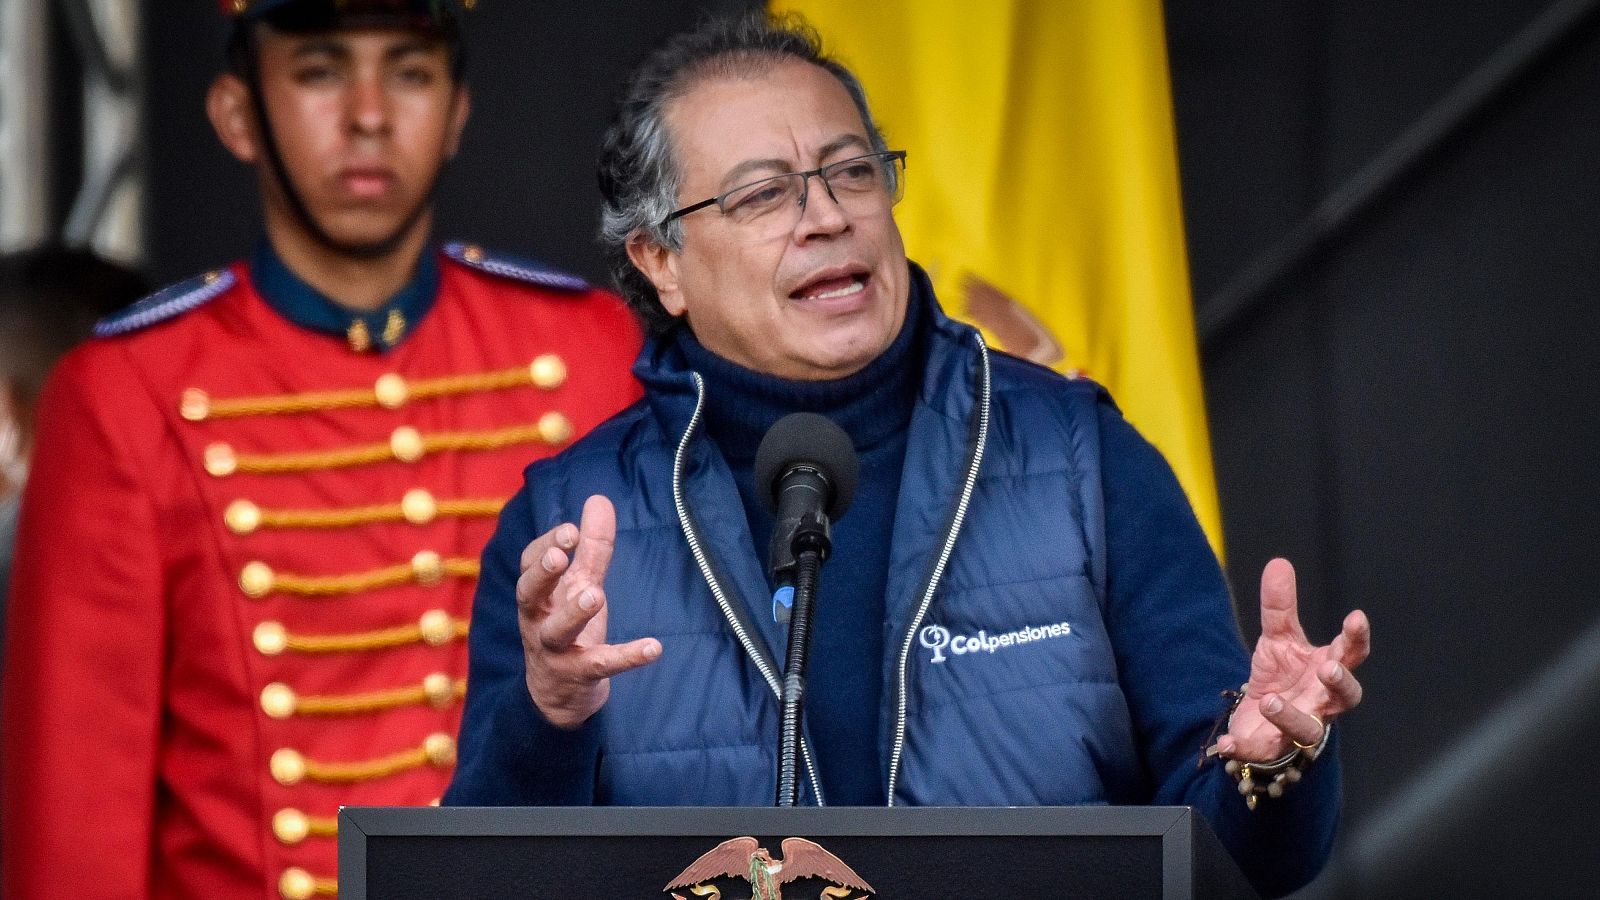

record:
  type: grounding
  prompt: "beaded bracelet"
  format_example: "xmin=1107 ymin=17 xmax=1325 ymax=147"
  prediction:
xmin=1201 ymin=683 xmax=1331 ymax=811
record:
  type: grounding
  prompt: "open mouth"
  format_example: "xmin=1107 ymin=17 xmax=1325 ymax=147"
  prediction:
xmin=790 ymin=267 xmax=871 ymax=302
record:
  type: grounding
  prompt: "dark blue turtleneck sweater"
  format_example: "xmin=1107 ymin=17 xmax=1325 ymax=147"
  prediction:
xmin=675 ymin=298 xmax=925 ymax=805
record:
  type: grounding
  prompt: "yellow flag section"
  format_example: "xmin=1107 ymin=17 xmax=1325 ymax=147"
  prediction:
xmin=771 ymin=1 xmax=1224 ymax=556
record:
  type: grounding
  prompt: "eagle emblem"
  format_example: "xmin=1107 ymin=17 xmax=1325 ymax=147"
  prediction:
xmin=665 ymin=836 xmax=875 ymax=900
xmin=960 ymin=272 xmax=1067 ymax=368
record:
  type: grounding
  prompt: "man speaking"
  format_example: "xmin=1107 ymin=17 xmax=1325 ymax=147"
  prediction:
xmin=446 ymin=14 xmax=1370 ymax=897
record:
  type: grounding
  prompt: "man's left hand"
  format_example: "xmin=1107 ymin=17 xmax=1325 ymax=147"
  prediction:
xmin=1215 ymin=557 xmax=1371 ymax=762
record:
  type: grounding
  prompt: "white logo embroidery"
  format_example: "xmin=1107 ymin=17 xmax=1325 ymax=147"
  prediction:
xmin=918 ymin=621 xmax=1072 ymax=664
xmin=918 ymin=625 xmax=953 ymax=663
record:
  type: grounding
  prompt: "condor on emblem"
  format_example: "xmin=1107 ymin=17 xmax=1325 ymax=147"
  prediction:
xmin=665 ymin=836 xmax=875 ymax=900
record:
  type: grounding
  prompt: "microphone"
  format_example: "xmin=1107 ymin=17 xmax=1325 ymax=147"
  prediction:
xmin=754 ymin=412 xmax=858 ymax=591
xmin=753 ymin=413 xmax=858 ymax=807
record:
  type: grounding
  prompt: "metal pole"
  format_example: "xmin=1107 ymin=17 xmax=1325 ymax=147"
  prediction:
xmin=61 ymin=0 xmax=143 ymax=265
xmin=0 ymin=0 xmax=52 ymax=251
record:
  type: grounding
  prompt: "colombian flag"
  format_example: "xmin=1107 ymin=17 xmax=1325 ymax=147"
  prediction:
xmin=771 ymin=1 xmax=1224 ymax=556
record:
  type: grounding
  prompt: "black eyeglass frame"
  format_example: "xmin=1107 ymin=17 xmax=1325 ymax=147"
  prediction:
xmin=659 ymin=150 xmax=908 ymax=228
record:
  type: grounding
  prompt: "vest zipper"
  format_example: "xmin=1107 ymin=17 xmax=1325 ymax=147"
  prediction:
xmin=886 ymin=334 xmax=993 ymax=805
xmin=671 ymin=372 xmax=827 ymax=806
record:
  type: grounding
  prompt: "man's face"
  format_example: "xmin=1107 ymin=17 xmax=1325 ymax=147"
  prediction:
xmin=648 ymin=59 xmax=909 ymax=381
xmin=237 ymin=27 xmax=467 ymax=247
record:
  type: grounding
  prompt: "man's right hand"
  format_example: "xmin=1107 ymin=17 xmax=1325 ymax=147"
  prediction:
xmin=515 ymin=494 xmax=661 ymax=729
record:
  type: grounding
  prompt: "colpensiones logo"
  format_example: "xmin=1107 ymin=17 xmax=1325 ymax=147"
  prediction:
xmin=918 ymin=621 xmax=1072 ymax=663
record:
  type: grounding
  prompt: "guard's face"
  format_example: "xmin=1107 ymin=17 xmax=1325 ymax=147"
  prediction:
xmin=640 ymin=59 xmax=909 ymax=381
xmin=222 ymin=27 xmax=467 ymax=248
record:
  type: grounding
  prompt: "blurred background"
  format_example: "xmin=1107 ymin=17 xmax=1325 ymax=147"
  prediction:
xmin=3 ymin=1 xmax=1597 ymax=896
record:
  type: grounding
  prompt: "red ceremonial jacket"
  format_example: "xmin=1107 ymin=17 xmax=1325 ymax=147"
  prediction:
xmin=1 ymin=245 xmax=641 ymax=899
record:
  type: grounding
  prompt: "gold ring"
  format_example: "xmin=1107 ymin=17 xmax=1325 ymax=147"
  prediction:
xmin=1293 ymin=714 xmax=1326 ymax=750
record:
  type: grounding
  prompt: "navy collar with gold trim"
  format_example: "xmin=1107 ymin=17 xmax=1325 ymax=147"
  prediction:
xmin=249 ymin=239 xmax=439 ymax=353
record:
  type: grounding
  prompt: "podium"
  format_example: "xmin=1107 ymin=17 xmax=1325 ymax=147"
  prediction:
xmin=338 ymin=805 xmax=1259 ymax=899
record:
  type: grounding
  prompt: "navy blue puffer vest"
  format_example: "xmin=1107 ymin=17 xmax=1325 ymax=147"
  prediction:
xmin=459 ymin=269 xmax=1141 ymax=807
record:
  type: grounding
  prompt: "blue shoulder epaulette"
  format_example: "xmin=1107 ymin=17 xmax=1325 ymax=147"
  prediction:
xmin=442 ymin=241 xmax=589 ymax=292
xmin=93 ymin=268 xmax=237 ymax=338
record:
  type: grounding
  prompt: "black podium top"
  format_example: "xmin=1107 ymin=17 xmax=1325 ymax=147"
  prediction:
xmin=339 ymin=805 xmax=1258 ymax=899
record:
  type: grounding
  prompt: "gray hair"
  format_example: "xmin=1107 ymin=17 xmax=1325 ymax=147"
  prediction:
xmin=596 ymin=11 xmax=890 ymax=335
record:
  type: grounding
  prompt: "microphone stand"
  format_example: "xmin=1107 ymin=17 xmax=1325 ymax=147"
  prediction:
xmin=775 ymin=508 xmax=831 ymax=807
xmin=756 ymin=413 xmax=857 ymax=808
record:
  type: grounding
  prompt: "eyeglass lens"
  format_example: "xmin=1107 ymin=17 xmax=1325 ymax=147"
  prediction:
xmin=718 ymin=153 xmax=905 ymax=241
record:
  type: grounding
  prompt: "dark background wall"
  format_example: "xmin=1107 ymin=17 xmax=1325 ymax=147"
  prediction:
xmin=1168 ymin=2 xmax=1600 ymax=895
xmin=140 ymin=2 xmax=1600 ymax=896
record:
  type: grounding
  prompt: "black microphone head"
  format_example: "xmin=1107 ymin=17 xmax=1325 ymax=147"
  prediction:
xmin=754 ymin=412 xmax=859 ymax=518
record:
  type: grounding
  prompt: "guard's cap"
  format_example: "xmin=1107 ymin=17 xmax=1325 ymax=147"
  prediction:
xmin=220 ymin=0 xmax=473 ymax=29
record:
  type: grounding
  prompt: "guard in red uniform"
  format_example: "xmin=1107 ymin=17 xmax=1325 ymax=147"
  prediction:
xmin=0 ymin=2 xmax=640 ymax=898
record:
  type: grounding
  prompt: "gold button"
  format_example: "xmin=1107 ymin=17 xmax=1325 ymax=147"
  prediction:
xmin=225 ymin=499 xmax=262 ymax=535
xmin=423 ymin=732 xmax=456 ymax=767
xmin=423 ymin=672 xmax=455 ymax=707
xmin=374 ymin=373 xmax=409 ymax=409
xmin=180 ymin=388 xmax=211 ymax=421
xmin=204 ymin=269 xmax=222 ymax=285
xmin=462 ymin=244 xmax=484 ymax=263
xmin=418 ymin=609 xmax=454 ymax=645
xmin=204 ymin=443 xmax=237 ymax=477
xmin=260 ymin=682 xmax=297 ymax=719
xmin=390 ymin=426 xmax=424 ymax=463
xmin=537 ymin=411 xmax=573 ymax=445
xmin=272 ymin=808 xmax=310 ymax=845
xmin=529 ymin=354 xmax=567 ymax=389
xmin=278 ymin=866 xmax=315 ymax=900
xmin=254 ymin=621 xmax=288 ymax=656
xmin=240 ymin=561 xmax=275 ymax=599
xmin=412 ymin=550 xmax=444 ymax=585
xmin=270 ymin=748 xmax=306 ymax=786
xmin=401 ymin=488 xmax=437 ymax=525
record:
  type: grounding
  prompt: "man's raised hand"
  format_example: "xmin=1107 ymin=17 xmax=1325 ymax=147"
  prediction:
xmin=1216 ymin=558 xmax=1371 ymax=762
xmin=515 ymin=494 xmax=661 ymax=730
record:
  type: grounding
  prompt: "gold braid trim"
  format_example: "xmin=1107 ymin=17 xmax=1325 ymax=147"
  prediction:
xmin=267 ymin=618 xmax=470 ymax=655
xmin=255 ymin=497 xmax=505 ymax=531
xmin=208 ymin=385 xmax=377 ymax=418
xmin=424 ymin=422 xmax=566 ymax=454
xmin=305 ymin=747 xmax=427 ymax=783
xmin=194 ymin=363 xmax=546 ymax=420
xmin=267 ymin=558 xmax=478 ymax=598
xmin=407 ymin=367 xmax=534 ymax=402
xmin=229 ymin=422 xmax=562 ymax=475
xmin=437 ymin=498 xmax=510 ymax=517
xmin=278 ymin=868 xmax=339 ymax=899
xmin=303 ymin=815 xmax=340 ymax=839
xmin=233 ymin=442 xmax=395 ymax=475
xmin=289 ymin=678 xmax=467 ymax=717
xmin=300 ymin=738 xmax=454 ymax=784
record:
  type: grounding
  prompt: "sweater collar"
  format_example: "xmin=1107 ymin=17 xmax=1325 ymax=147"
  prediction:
xmin=669 ymin=275 xmax=926 ymax=462
xmin=249 ymin=238 xmax=439 ymax=353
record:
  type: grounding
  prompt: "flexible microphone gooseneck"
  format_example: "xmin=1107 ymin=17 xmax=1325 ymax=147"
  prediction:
xmin=754 ymin=413 xmax=858 ymax=808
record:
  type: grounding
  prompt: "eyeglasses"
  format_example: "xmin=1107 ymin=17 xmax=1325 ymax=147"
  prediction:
xmin=662 ymin=150 xmax=907 ymax=242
